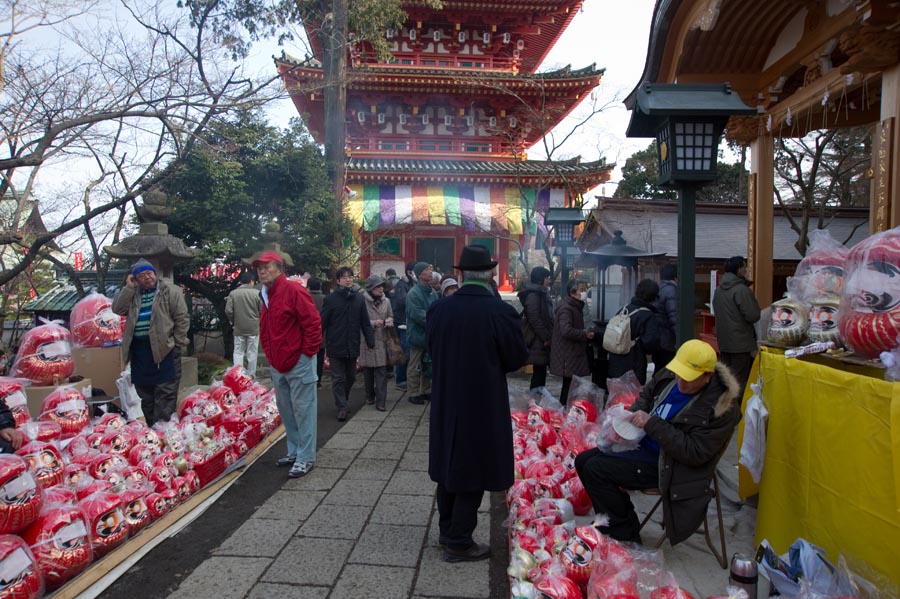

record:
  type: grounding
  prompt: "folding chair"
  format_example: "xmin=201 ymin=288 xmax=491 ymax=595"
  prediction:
xmin=637 ymin=472 xmax=728 ymax=568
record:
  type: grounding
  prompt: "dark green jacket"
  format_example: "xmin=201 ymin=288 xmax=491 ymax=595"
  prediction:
xmin=406 ymin=282 xmax=436 ymax=348
xmin=713 ymin=272 xmax=761 ymax=353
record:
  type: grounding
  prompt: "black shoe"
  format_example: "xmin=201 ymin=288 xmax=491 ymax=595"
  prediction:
xmin=443 ymin=542 xmax=491 ymax=563
xmin=376 ymin=404 xmax=386 ymax=412
xmin=424 ymin=393 xmax=432 ymax=402
xmin=337 ymin=409 xmax=348 ymax=422
xmin=275 ymin=455 xmax=296 ymax=467
xmin=408 ymin=395 xmax=425 ymax=405
xmin=366 ymin=398 xmax=375 ymax=405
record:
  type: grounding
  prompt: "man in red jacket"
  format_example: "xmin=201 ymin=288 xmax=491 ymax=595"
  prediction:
xmin=255 ymin=251 xmax=323 ymax=478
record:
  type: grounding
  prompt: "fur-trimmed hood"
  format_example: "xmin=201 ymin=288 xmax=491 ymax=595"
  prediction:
xmin=711 ymin=361 xmax=741 ymax=418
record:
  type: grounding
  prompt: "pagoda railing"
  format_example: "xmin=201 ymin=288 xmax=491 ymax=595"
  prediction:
xmin=348 ymin=135 xmax=521 ymax=157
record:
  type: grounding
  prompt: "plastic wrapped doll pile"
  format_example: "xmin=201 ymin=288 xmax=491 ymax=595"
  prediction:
xmin=765 ymin=225 xmax=900 ymax=360
xmin=507 ymin=377 xmax=736 ymax=599
xmin=0 ymin=365 xmax=280 ymax=597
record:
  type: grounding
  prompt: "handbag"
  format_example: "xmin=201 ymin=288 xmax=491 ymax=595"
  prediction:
xmin=384 ymin=327 xmax=405 ymax=366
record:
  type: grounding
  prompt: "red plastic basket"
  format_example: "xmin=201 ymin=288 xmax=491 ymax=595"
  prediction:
xmin=193 ymin=448 xmax=227 ymax=487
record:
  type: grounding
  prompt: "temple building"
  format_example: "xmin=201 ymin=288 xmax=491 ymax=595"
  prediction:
xmin=276 ymin=0 xmax=613 ymax=288
xmin=628 ymin=0 xmax=900 ymax=307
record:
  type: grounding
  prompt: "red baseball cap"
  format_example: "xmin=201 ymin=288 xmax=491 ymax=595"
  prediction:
xmin=251 ymin=251 xmax=284 ymax=268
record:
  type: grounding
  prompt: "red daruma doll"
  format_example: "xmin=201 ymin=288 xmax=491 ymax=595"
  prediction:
xmin=12 ymin=323 xmax=74 ymax=385
xmin=0 ymin=535 xmax=43 ymax=599
xmin=839 ymin=226 xmax=900 ymax=358
xmin=70 ymin=293 xmax=124 ymax=348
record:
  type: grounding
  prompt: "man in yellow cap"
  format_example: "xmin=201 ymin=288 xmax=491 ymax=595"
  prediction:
xmin=574 ymin=339 xmax=742 ymax=545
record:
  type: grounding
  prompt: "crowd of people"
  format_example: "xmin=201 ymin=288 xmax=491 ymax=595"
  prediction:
xmin=109 ymin=249 xmax=754 ymax=563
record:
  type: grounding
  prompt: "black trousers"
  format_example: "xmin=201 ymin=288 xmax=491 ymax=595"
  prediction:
xmin=559 ymin=376 xmax=572 ymax=405
xmin=316 ymin=348 xmax=325 ymax=382
xmin=529 ymin=364 xmax=547 ymax=389
xmin=720 ymin=351 xmax=754 ymax=396
xmin=574 ymin=448 xmax=659 ymax=542
xmin=329 ymin=356 xmax=357 ymax=410
xmin=135 ymin=349 xmax=181 ymax=426
xmin=435 ymin=484 xmax=484 ymax=550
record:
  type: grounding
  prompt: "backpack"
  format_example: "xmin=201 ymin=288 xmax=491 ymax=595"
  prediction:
xmin=602 ymin=306 xmax=649 ymax=355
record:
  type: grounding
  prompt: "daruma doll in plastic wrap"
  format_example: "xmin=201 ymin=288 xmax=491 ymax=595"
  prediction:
xmin=766 ymin=297 xmax=808 ymax=346
xmin=20 ymin=505 xmax=93 ymax=591
xmin=839 ymin=227 xmax=900 ymax=358
xmin=12 ymin=323 xmax=74 ymax=385
xmin=39 ymin=387 xmax=89 ymax=440
xmin=807 ymin=295 xmax=842 ymax=346
xmin=793 ymin=229 xmax=849 ymax=300
xmin=0 ymin=535 xmax=43 ymax=599
xmin=70 ymin=294 xmax=124 ymax=348
xmin=0 ymin=455 xmax=42 ymax=535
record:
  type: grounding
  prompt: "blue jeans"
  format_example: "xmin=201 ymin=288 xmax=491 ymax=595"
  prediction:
xmin=270 ymin=354 xmax=318 ymax=463
xmin=395 ymin=328 xmax=409 ymax=384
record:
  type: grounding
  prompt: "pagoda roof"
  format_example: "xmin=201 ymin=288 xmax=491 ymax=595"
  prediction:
xmin=347 ymin=156 xmax=613 ymax=187
xmin=277 ymin=55 xmax=602 ymax=89
xmin=276 ymin=55 xmax=603 ymax=148
xmin=304 ymin=0 xmax=584 ymax=74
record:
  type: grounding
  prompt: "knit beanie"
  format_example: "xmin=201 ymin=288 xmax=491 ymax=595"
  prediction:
xmin=131 ymin=258 xmax=156 ymax=277
xmin=413 ymin=262 xmax=431 ymax=277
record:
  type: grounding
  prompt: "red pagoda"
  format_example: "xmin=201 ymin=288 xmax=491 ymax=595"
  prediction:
xmin=276 ymin=0 xmax=612 ymax=288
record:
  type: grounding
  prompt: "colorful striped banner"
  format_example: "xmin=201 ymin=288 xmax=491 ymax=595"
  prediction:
xmin=345 ymin=184 xmax=571 ymax=235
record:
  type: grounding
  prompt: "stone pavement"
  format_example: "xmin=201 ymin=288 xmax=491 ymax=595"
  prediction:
xmin=166 ymin=382 xmax=496 ymax=599
xmin=157 ymin=371 xmax=757 ymax=599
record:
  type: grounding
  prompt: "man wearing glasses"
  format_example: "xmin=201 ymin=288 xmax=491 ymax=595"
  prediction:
xmin=112 ymin=258 xmax=189 ymax=425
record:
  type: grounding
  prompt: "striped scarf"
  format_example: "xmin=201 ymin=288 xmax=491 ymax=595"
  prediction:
xmin=133 ymin=288 xmax=155 ymax=338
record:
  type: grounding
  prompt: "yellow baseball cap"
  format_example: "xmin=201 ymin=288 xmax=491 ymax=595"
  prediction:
xmin=666 ymin=339 xmax=717 ymax=381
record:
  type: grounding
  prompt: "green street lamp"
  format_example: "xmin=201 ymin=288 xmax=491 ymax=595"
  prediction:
xmin=626 ymin=82 xmax=755 ymax=344
xmin=545 ymin=207 xmax=585 ymax=288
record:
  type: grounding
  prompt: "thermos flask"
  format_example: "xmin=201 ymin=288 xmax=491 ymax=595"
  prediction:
xmin=729 ymin=553 xmax=758 ymax=599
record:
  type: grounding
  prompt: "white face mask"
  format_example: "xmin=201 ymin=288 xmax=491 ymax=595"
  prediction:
xmin=580 ymin=292 xmax=588 ymax=301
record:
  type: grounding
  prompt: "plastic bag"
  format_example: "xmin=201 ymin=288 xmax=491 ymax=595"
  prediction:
xmin=565 ymin=376 xmax=604 ymax=425
xmin=115 ymin=368 xmax=145 ymax=422
xmin=839 ymin=225 xmax=900 ymax=358
xmin=13 ymin=320 xmax=74 ymax=384
xmin=807 ymin=295 xmax=842 ymax=346
xmin=606 ymin=371 xmax=643 ymax=410
xmin=792 ymin=229 xmax=849 ymax=305
xmin=70 ymin=293 xmax=123 ymax=348
xmin=757 ymin=538 xmax=862 ymax=599
xmin=39 ymin=385 xmax=89 ymax=440
xmin=738 ymin=379 xmax=767 ymax=483
xmin=20 ymin=502 xmax=93 ymax=590
xmin=597 ymin=404 xmax=645 ymax=452
xmin=0 ymin=377 xmax=31 ymax=427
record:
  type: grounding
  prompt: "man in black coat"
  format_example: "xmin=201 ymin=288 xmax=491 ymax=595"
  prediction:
xmin=426 ymin=245 xmax=528 ymax=563
xmin=321 ymin=266 xmax=375 ymax=422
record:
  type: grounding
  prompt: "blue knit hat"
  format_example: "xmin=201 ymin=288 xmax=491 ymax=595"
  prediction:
xmin=131 ymin=258 xmax=156 ymax=276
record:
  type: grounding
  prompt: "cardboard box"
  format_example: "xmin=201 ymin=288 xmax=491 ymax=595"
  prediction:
xmin=73 ymin=346 xmax=125 ymax=396
xmin=25 ymin=378 xmax=92 ymax=419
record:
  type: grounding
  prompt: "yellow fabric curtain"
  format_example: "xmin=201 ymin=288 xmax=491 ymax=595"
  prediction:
xmin=740 ymin=347 xmax=900 ymax=589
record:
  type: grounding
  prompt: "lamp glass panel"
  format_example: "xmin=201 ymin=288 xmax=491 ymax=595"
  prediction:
xmin=557 ymin=223 xmax=574 ymax=242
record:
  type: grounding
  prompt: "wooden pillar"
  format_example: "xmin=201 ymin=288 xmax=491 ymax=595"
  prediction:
xmin=874 ymin=64 xmax=900 ymax=231
xmin=749 ymin=135 xmax=775 ymax=308
xmin=498 ymin=237 xmax=511 ymax=290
